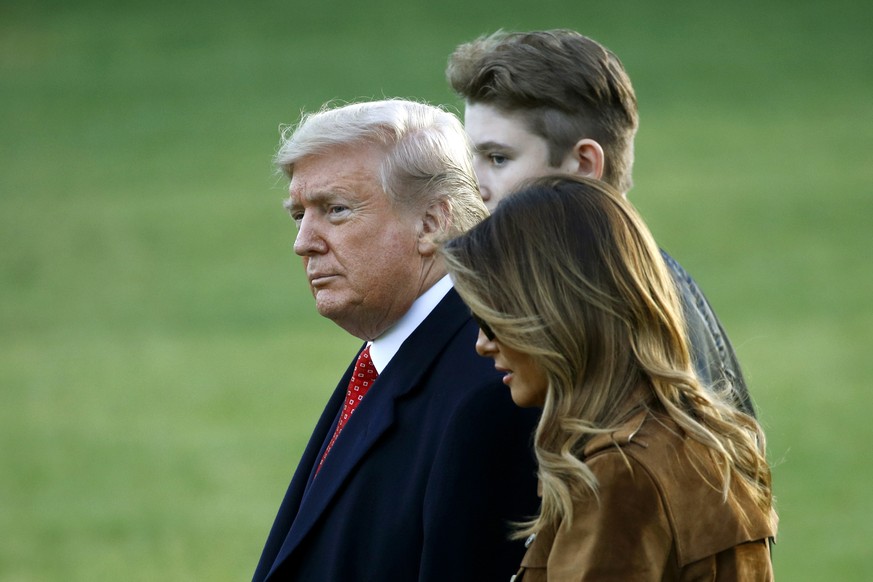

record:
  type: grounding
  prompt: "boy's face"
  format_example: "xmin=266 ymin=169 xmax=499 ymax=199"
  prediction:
xmin=464 ymin=102 xmax=576 ymax=211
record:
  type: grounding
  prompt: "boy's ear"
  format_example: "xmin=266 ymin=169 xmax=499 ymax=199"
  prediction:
xmin=561 ymin=138 xmax=605 ymax=180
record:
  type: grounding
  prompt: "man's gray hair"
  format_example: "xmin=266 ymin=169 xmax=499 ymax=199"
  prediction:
xmin=276 ymin=99 xmax=487 ymax=238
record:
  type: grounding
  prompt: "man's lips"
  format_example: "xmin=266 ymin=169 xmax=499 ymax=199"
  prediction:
xmin=308 ymin=273 xmax=338 ymax=287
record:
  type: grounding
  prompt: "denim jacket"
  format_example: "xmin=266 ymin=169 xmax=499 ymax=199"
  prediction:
xmin=661 ymin=250 xmax=755 ymax=417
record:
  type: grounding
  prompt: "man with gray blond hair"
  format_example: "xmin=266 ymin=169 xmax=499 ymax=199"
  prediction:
xmin=252 ymin=99 xmax=539 ymax=581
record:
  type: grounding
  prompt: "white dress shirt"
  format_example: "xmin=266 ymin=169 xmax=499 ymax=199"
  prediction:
xmin=368 ymin=275 xmax=454 ymax=374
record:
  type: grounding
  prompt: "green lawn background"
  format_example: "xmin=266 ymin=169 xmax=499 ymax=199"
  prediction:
xmin=2 ymin=0 xmax=871 ymax=579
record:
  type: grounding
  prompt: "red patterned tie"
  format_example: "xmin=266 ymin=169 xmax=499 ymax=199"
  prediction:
xmin=317 ymin=345 xmax=378 ymax=473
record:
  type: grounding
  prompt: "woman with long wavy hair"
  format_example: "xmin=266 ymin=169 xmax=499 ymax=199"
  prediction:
xmin=442 ymin=175 xmax=776 ymax=580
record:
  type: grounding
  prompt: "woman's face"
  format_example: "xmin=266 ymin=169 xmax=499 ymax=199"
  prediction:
xmin=475 ymin=328 xmax=548 ymax=407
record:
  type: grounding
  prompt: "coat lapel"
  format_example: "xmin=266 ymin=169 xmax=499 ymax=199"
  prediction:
xmin=266 ymin=290 xmax=470 ymax=577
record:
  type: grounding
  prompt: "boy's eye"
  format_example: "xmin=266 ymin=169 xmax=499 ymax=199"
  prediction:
xmin=489 ymin=153 xmax=509 ymax=166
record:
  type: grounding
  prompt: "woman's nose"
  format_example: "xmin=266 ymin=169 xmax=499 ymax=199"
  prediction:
xmin=475 ymin=328 xmax=497 ymax=357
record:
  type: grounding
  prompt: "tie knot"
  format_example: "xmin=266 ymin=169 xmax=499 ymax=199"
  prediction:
xmin=353 ymin=345 xmax=378 ymax=388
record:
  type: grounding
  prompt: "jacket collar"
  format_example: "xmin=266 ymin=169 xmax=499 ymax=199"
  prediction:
xmin=582 ymin=407 xmax=652 ymax=458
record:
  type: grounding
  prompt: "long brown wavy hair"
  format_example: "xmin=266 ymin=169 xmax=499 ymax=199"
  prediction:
xmin=442 ymin=175 xmax=774 ymax=538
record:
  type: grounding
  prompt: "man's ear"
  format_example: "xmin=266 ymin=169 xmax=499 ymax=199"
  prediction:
xmin=417 ymin=198 xmax=452 ymax=257
xmin=561 ymin=138 xmax=605 ymax=180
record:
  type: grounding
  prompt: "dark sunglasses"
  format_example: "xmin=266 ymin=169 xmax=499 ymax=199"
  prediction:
xmin=470 ymin=312 xmax=496 ymax=341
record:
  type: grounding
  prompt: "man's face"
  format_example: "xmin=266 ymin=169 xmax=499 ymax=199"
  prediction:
xmin=464 ymin=102 xmax=576 ymax=211
xmin=287 ymin=146 xmax=430 ymax=340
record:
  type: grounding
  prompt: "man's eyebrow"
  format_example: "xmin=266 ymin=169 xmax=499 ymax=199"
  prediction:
xmin=283 ymin=189 xmax=346 ymax=211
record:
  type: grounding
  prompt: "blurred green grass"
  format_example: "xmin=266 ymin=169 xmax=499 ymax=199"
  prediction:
xmin=2 ymin=0 xmax=871 ymax=579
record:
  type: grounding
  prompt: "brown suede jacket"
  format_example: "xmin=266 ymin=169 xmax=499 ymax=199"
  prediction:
xmin=512 ymin=410 xmax=776 ymax=581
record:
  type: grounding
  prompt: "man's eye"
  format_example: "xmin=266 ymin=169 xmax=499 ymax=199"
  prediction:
xmin=328 ymin=205 xmax=349 ymax=216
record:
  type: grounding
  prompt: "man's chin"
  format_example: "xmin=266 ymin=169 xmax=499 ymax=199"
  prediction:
xmin=315 ymin=301 xmax=341 ymax=321
xmin=314 ymin=296 xmax=351 ymax=324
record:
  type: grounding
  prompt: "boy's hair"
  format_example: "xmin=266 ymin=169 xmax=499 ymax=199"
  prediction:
xmin=447 ymin=30 xmax=639 ymax=194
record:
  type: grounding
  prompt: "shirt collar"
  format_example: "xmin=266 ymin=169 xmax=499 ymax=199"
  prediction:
xmin=368 ymin=275 xmax=453 ymax=374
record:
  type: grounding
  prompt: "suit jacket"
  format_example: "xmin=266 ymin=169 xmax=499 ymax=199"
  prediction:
xmin=253 ymin=289 xmax=541 ymax=581
xmin=513 ymin=409 xmax=775 ymax=581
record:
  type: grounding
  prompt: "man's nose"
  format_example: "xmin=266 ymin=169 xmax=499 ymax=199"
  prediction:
xmin=293 ymin=215 xmax=327 ymax=256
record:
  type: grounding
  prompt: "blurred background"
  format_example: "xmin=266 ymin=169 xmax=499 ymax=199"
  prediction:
xmin=2 ymin=0 xmax=871 ymax=579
